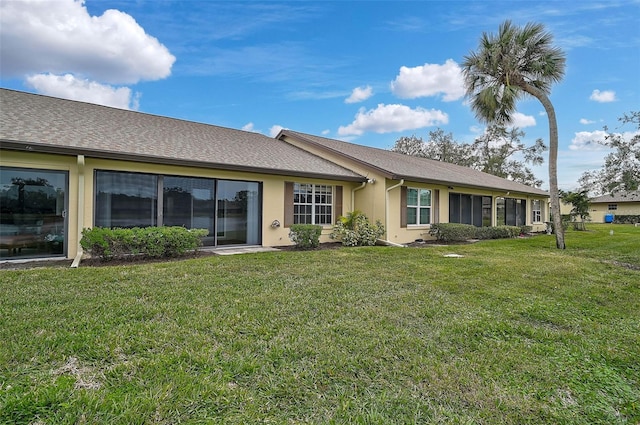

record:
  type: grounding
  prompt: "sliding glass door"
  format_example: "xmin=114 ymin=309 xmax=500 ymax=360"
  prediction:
xmin=163 ymin=176 xmax=216 ymax=246
xmin=94 ymin=170 xmax=261 ymax=247
xmin=216 ymin=180 xmax=260 ymax=246
xmin=0 ymin=167 xmax=67 ymax=259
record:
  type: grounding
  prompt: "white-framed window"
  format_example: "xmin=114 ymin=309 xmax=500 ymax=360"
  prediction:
xmin=608 ymin=204 xmax=618 ymax=211
xmin=293 ymin=183 xmax=333 ymax=225
xmin=407 ymin=188 xmax=431 ymax=225
xmin=532 ymin=199 xmax=543 ymax=223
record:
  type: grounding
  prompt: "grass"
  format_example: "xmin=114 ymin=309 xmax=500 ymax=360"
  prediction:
xmin=1 ymin=224 xmax=638 ymax=424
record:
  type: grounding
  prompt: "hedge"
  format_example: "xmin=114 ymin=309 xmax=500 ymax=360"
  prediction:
xmin=428 ymin=223 xmax=524 ymax=242
xmin=80 ymin=226 xmax=208 ymax=261
xmin=613 ymin=215 xmax=640 ymax=224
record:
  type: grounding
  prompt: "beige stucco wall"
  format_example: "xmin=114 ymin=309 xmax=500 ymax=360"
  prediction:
xmin=2 ymin=146 xmax=550 ymax=259
xmin=383 ymin=181 xmax=549 ymax=244
xmin=562 ymin=199 xmax=640 ymax=222
xmin=589 ymin=202 xmax=640 ymax=223
xmin=2 ymin=149 xmax=358 ymax=259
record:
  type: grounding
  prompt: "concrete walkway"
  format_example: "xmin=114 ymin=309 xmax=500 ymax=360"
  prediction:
xmin=210 ymin=246 xmax=281 ymax=256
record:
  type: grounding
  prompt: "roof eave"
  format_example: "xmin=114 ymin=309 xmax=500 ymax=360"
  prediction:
xmin=392 ymin=174 xmax=549 ymax=197
xmin=0 ymin=140 xmax=367 ymax=183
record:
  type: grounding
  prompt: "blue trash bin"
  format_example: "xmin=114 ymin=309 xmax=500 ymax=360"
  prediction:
xmin=605 ymin=213 xmax=614 ymax=223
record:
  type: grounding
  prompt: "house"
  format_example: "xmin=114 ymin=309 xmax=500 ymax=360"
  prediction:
xmin=1 ymin=89 xmax=549 ymax=261
xmin=588 ymin=191 xmax=640 ymax=222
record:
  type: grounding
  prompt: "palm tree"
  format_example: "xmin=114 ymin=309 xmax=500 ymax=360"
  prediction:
xmin=462 ymin=20 xmax=566 ymax=249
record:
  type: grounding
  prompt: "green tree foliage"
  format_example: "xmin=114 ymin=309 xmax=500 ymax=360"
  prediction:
xmin=391 ymin=126 xmax=546 ymax=187
xmin=472 ymin=125 xmax=546 ymax=187
xmin=579 ymin=111 xmax=640 ymax=196
xmin=392 ymin=129 xmax=477 ymax=168
xmin=560 ymin=190 xmax=590 ymax=230
xmin=462 ymin=20 xmax=566 ymax=249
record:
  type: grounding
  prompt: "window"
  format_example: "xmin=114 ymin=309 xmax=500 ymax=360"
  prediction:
xmin=496 ymin=197 xmax=526 ymax=226
xmin=293 ymin=183 xmax=333 ymax=225
xmin=407 ymin=188 xmax=431 ymax=225
xmin=449 ymin=193 xmax=491 ymax=227
xmin=608 ymin=204 xmax=618 ymax=210
xmin=0 ymin=166 xmax=68 ymax=259
xmin=95 ymin=171 xmax=157 ymax=228
xmin=531 ymin=199 xmax=543 ymax=223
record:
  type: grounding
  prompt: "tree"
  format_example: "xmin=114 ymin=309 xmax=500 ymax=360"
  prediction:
xmin=560 ymin=190 xmax=590 ymax=230
xmin=462 ymin=20 xmax=566 ymax=249
xmin=472 ymin=124 xmax=546 ymax=187
xmin=422 ymin=129 xmax=478 ymax=168
xmin=391 ymin=126 xmax=546 ymax=186
xmin=578 ymin=111 xmax=640 ymax=196
xmin=391 ymin=129 xmax=477 ymax=167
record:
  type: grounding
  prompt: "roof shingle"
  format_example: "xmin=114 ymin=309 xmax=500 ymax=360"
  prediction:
xmin=591 ymin=190 xmax=640 ymax=203
xmin=0 ymin=89 xmax=364 ymax=181
xmin=280 ymin=130 xmax=549 ymax=197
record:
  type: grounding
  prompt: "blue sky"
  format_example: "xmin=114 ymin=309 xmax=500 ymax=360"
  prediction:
xmin=1 ymin=0 xmax=639 ymax=191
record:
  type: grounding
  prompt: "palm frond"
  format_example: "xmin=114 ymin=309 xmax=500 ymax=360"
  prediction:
xmin=462 ymin=20 xmax=565 ymax=123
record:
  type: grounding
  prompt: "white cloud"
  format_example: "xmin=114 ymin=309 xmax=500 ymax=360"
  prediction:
xmin=569 ymin=130 xmax=610 ymax=150
xmin=508 ymin=112 xmax=536 ymax=128
xmin=570 ymin=129 xmax=640 ymax=152
xmin=269 ymin=125 xmax=286 ymax=137
xmin=390 ymin=59 xmax=464 ymax=101
xmin=337 ymin=104 xmax=448 ymax=136
xmin=26 ymin=73 xmax=138 ymax=110
xmin=242 ymin=122 xmax=255 ymax=131
xmin=321 ymin=129 xmax=330 ymax=135
xmin=589 ymin=89 xmax=616 ymax=103
xmin=345 ymin=85 xmax=373 ymax=104
xmin=580 ymin=118 xmax=596 ymax=125
xmin=0 ymin=0 xmax=175 ymax=84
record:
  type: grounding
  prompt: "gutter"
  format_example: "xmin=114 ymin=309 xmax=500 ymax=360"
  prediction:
xmin=383 ymin=179 xmax=404 ymax=246
xmin=70 ymin=155 xmax=85 ymax=268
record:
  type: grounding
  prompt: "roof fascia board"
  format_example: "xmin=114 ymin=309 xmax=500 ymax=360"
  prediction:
xmin=394 ymin=175 xmax=549 ymax=197
xmin=0 ymin=140 xmax=367 ymax=183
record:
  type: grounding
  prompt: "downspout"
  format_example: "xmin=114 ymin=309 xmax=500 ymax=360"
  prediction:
xmin=70 ymin=155 xmax=85 ymax=268
xmin=380 ymin=179 xmax=405 ymax=247
xmin=351 ymin=181 xmax=366 ymax=210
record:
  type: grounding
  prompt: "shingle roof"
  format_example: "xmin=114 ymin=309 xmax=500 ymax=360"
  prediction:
xmin=279 ymin=130 xmax=549 ymax=197
xmin=591 ymin=190 xmax=640 ymax=203
xmin=0 ymin=89 xmax=364 ymax=181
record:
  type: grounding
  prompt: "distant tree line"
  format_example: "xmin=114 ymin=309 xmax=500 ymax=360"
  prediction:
xmin=391 ymin=125 xmax=547 ymax=188
xmin=578 ymin=111 xmax=639 ymax=196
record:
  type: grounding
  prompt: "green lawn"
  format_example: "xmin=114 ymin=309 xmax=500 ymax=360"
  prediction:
xmin=1 ymin=224 xmax=639 ymax=424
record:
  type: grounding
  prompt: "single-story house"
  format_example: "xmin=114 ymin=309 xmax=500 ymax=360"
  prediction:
xmin=588 ymin=191 xmax=640 ymax=222
xmin=1 ymin=88 xmax=549 ymax=261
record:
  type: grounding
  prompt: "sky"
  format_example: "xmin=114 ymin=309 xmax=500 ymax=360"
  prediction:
xmin=1 ymin=0 xmax=639 ymax=191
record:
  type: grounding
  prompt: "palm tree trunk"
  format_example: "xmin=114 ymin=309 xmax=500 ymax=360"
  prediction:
xmin=521 ymin=84 xmax=566 ymax=249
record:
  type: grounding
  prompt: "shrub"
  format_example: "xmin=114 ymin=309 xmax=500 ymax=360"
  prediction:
xmin=520 ymin=225 xmax=533 ymax=235
xmin=330 ymin=211 xmax=385 ymax=246
xmin=613 ymin=214 xmax=640 ymax=224
xmin=430 ymin=223 xmax=522 ymax=242
xmin=475 ymin=226 xmax=520 ymax=240
xmin=288 ymin=224 xmax=322 ymax=249
xmin=81 ymin=226 xmax=208 ymax=261
xmin=428 ymin=223 xmax=476 ymax=242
